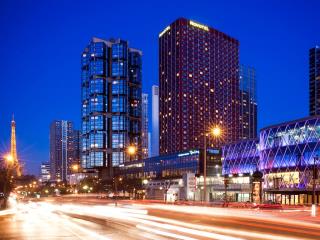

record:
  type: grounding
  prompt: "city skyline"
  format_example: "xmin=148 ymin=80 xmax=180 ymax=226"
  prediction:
xmin=1 ymin=0 xmax=320 ymax=175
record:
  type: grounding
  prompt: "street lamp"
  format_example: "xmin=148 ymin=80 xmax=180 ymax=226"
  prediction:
xmin=312 ymin=156 xmax=319 ymax=217
xmin=72 ymin=164 xmax=79 ymax=172
xmin=127 ymin=145 xmax=137 ymax=155
xmin=142 ymin=179 xmax=149 ymax=185
xmin=203 ymin=126 xmax=221 ymax=202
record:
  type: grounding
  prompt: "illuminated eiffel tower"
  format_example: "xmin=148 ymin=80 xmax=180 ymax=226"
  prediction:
xmin=11 ymin=114 xmax=21 ymax=176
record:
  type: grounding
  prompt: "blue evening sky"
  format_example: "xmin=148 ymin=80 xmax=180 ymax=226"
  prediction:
xmin=0 ymin=0 xmax=319 ymax=175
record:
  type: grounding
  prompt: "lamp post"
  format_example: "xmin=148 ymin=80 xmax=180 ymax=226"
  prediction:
xmin=203 ymin=126 xmax=221 ymax=202
xmin=114 ymin=176 xmax=122 ymax=207
xmin=312 ymin=156 xmax=319 ymax=217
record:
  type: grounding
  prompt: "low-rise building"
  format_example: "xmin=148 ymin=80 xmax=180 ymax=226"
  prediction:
xmin=222 ymin=115 xmax=320 ymax=205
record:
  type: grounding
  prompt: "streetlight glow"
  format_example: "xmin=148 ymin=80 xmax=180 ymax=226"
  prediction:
xmin=127 ymin=145 xmax=137 ymax=155
xmin=211 ymin=126 xmax=221 ymax=137
xmin=72 ymin=164 xmax=79 ymax=172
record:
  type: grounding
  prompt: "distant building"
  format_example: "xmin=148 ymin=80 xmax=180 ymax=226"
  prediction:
xmin=72 ymin=130 xmax=81 ymax=168
xmin=81 ymin=38 xmax=142 ymax=178
xmin=151 ymin=85 xmax=159 ymax=156
xmin=141 ymin=93 xmax=149 ymax=158
xmin=49 ymin=120 xmax=75 ymax=181
xmin=159 ymin=18 xmax=240 ymax=154
xmin=309 ymin=46 xmax=320 ymax=116
xmin=148 ymin=132 xmax=151 ymax=158
xmin=239 ymin=65 xmax=257 ymax=139
xmin=40 ymin=162 xmax=51 ymax=182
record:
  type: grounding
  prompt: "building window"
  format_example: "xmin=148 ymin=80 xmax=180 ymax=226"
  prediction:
xmin=112 ymin=61 xmax=126 ymax=77
xmin=112 ymin=152 xmax=124 ymax=166
xmin=112 ymin=97 xmax=126 ymax=112
xmin=112 ymin=116 xmax=127 ymax=130
xmin=112 ymin=79 xmax=127 ymax=94
xmin=112 ymin=133 xmax=125 ymax=148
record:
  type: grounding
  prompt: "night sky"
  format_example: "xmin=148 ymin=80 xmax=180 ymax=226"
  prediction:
xmin=0 ymin=0 xmax=319 ymax=175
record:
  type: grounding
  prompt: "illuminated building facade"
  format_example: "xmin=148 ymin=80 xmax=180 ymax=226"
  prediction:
xmin=72 ymin=130 xmax=81 ymax=168
xmin=40 ymin=162 xmax=51 ymax=182
xmin=119 ymin=148 xmax=221 ymax=179
xmin=151 ymin=85 xmax=159 ymax=157
xmin=81 ymin=38 xmax=142 ymax=177
xmin=260 ymin=116 xmax=320 ymax=204
xmin=159 ymin=18 xmax=240 ymax=155
xmin=309 ymin=46 xmax=320 ymax=116
xmin=222 ymin=115 xmax=320 ymax=204
xmin=49 ymin=120 xmax=75 ymax=181
xmin=239 ymin=65 xmax=257 ymax=139
xmin=222 ymin=139 xmax=259 ymax=176
xmin=141 ymin=93 xmax=149 ymax=158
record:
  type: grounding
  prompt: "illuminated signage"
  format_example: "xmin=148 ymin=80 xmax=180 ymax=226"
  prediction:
xmin=159 ymin=26 xmax=171 ymax=37
xmin=189 ymin=20 xmax=209 ymax=31
xmin=207 ymin=148 xmax=220 ymax=154
xmin=178 ymin=150 xmax=200 ymax=157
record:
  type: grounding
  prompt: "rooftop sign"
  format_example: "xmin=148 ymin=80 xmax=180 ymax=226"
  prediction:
xmin=159 ymin=26 xmax=171 ymax=37
xmin=189 ymin=20 xmax=209 ymax=31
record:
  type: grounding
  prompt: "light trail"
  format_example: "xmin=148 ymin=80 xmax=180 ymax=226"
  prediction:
xmin=135 ymin=204 xmax=320 ymax=230
xmin=40 ymin=202 xmax=314 ymax=240
xmin=136 ymin=224 xmax=198 ymax=240
xmin=5 ymin=200 xmax=320 ymax=240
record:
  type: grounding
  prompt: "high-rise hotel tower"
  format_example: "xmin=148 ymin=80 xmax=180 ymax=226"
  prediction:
xmin=309 ymin=46 xmax=320 ymax=116
xmin=159 ymin=18 xmax=240 ymax=154
xmin=81 ymin=38 xmax=142 ymax=177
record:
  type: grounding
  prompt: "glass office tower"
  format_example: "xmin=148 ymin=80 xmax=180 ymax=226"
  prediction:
xmin=81 ymin=38 xmax=142 ymax=177
xmin=309 ymin=46 xmax=320 ymax=116
xmin=239 ymin=65 xmax=257 ymax=139
xmin=159 ymin=18 xmax=240 ymax=154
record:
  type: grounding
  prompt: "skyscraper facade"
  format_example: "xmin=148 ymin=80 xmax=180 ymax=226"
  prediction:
xmin=159 ymin=18 xmax=240 ymax=154
xmin=151 ymin=85 xmax=159 ymax=156
xmin=40 ymin=162 xmax=51 ymax=182
xmin=141 ymin=93 xmax=149 ymax=158
xmin=81 ymin=38 xmax=142 ymax=177
xmin=309 ymin=46 xmax=320 ymax=116
xmin=239 ymin=65 xmax=257 ymax=139
xmin=49 ymin=120 xmax=74 ymax=181
xmin=73 ymin=130 xmax=81 ymax=168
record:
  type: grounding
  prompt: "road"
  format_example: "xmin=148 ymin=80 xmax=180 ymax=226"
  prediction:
xmin=1 ymin=196 xmax=320 ymax=240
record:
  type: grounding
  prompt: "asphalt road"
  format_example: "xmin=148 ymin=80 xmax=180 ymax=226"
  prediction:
xmin=1 ymin=197 xmax=320 ymax=240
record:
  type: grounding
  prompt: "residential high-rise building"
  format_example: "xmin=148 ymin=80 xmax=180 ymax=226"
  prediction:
xmin=49 ymin=120 xmax=75 ymax=181
xmin=159 ymin=18 xmax=240 ymax=154
xmin=73 ymin=130 xmax=81 ymax=168
xmin=239 ymin=65 xmax=257 ymax=139
xmin=81 ymin=38 xmax=142 ymax=178
xmin=141 ymin=93 xmax=149 ymax=158
xmin=151 ymin=85 xmax=159 ymax=156
xmin=309 ymin=46 xmax=320 ymax=116
xmin=40 ymin=162 xmax=51 ymax=182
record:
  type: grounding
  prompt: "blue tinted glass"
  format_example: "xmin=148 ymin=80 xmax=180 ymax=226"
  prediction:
xmin=112 ymin=133 xmax=125 ymax=148
xmin=112 ymin=79 xmax=127 ymax=94
xmin=112 ymin=115 xmax=127 ymax=130
xmin=112 ymin=61 xmax=126 ymax=77
xmin=112 ymin=96 xmax=126 ymax=112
